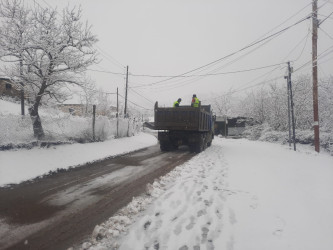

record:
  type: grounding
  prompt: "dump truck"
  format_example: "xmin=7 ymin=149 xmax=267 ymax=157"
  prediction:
xmin=153 ymin=101 xmax=215 ymax=153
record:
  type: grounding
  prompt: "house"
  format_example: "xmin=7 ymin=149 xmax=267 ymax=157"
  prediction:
xmin=0 ymin=77 xmax=22 ymax=99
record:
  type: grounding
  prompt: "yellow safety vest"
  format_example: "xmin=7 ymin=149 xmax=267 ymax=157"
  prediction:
xmin=192 ymin=97 xmax=199 ymax=107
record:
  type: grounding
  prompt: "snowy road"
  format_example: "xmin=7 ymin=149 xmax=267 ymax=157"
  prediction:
xmin=0 ymin=145 xmax=193 ymax=250
xmin=84 ymin=138 xmax=333 ymax=250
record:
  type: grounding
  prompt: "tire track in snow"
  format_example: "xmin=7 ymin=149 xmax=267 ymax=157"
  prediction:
xmin=116 ymin=143 xmax=230 ymax=250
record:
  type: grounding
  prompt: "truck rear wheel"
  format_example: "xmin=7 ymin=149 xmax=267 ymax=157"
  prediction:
xmin=195 ymin=142 xmax=203 ymax=153
xmin=190 ymin=137 xmax=204 ymax=153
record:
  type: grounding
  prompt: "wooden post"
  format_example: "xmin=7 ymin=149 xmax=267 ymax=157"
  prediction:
xmin=20 ymin=88 xmax=25 ymax=116
xmin=124 ymin=66 xmax=129 ymax=117
xmin=117 ymin=88 xmax=119 ymax=137
xmin=285 ymin=75 xmax=291 ymax=148
xmin=288 ymin=62 xmax=296 ymax=151
xmin=92 ymin=104 xmax=96 ymax=141
xmin=20 ymin=57 xmax=25 ymax=116
xmin=127 ymin=118 xmax=130 ymax=137
xmin=312 ymin=0 xmax=320 ymax=152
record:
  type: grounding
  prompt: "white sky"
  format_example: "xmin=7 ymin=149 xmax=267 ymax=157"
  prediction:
xmin=8 ymin=0 xmax=333 ymax=110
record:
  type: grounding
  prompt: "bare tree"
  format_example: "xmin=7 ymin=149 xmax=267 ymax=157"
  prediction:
xmin=0 ymin=0 xmax=98 ymax=139
xmin=79 ymin=77 xmax=97 ymax=116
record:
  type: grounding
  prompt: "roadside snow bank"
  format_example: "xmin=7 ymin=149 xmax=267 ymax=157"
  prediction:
xmin=0 ymin=133 xmax=157 ymax=187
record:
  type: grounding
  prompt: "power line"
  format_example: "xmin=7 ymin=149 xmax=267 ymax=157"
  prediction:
xmin=202 ymin=75 xmax=283 ymax=102
xmin=293 ymin=45 xmax=333 ymax=72
xmin=129 ymin=88 xmax=155 ymax=104
xmin=201 ymin=29 xmax=313 ymax=102
xmin=251 ymin=1 xmax=312 ymax=44
xmin=128 ymin=63 xmax=286 ymax=78
xmin=319 ymin=27 xmax=333 ymax=40
xmin=87 ymin=68 xmax=125 ymax=76
xmin=319 ymin=10 xmax=333 ymax=25
xmin=289 ymin=26 xmax=312 ymax=62
xmin=132 ymin=34 xmax=289 ymax=91
xmin=132 ymin=14 xmax=311 ymax=88
xmin=318 ymin=13 xmax=333 ymax=20
xmin=134 ymin=28 xmax=306 ymax=92
xmin=142 ymin=4 xmax=313 ymax=90
xmin=94 ymin=45 xmax=126 ymax=71
xmin=134 ymin=14 xmax=312 ymax=92
xmin=118 ymin=93 xmax=152 ymax=111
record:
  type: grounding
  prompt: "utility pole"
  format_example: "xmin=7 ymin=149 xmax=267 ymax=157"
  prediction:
xmin=116 ymin=87 xmax=119 ymax=118
xmin=117 ymin=87 xmax=119 ymax=137
xmin=312 ymin=0 xmax=320 ymax=152
xmin=288 ymin=62 xmax=296 ymax=151
xmin=124 ymin=66 xmax=129 ymax=118
xmin=92 ymin=104 xmax=96 ymax=141
xmin=20 ymin=88 xmax=25 ymax=115
xmin=284 ymin=75 xmax=291 ymax=148
xmin=20 ymin=58 xmax=25 ymax=116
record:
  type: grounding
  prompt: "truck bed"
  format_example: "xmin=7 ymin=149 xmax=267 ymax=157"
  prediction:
xmin=154 ymin=103 xmax=212 ymax=132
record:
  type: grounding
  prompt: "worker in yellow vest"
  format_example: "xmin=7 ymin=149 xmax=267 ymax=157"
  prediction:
xmin=191 ymin=94 xmax=199 ymax=107
xmin=173 ymin=98 xmax=182 ymax=107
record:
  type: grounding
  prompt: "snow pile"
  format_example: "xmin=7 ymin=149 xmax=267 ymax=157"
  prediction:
xmin=0 ymin=133 xmax=157 ymax=186
xmin=79 ymin=138 xmax=333 ymax=250
xmin=242 ymin=123 xmax=333 ymax=155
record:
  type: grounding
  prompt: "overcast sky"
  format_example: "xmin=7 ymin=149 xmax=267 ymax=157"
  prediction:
xmin=20 ymin=0 xmax=333 ymax=111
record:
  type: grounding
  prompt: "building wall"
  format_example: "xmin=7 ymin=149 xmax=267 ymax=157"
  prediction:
xmin=58 ymin=104 xmax=85 ymax=116
xmin=0 ymin=78 xmax=21 ymax=99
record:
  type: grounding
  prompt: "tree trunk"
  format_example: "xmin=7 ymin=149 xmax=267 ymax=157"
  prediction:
xmin=29 ymin=102 xmax=45 ymax=140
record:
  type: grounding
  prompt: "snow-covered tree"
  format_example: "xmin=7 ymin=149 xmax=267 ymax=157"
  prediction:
xmin=79 ymin=77 xmax=97 ymax=116
xmin=0 ymin=0 xmax=98 ymax=139
xmin=292 ymin=75 xmax=313 ymax=129
xmin=319 ymin=76 xmax=333 ymax=132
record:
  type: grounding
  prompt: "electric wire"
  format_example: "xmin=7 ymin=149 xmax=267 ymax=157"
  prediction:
xmin=201 ymin=27 xmax=313 ymax=102
xmin=118 ymin=93 xmax=152 ymax=111
xmin=201 ymin=75 xmax=283 ymax=102
xmin=318 ymin=13 xmax=333 ymax=20
xmin=293 ymin=45 xmax=333 ymax=73
xmin=137 ymin=63 xmax=288 ymax=79
xmin=87 ymin=68 xmax=125 ymax=76
xmin=132 ymin=30 xmax=291 ymax=91
xmin=150 ymin=22 xmax=311 ymax=93
xmin=232 ymin=24 xmax=311 ymax=96
xmin=142 ymin=14 xmax=311 ymax=88
xmin=319 ymin=10 xmax=333 ymax=25
xmin=319 ymin=27 xmax=333 ymax=40
xmin=129 ymin=1 xmax=312 ymax=83
xmin=250 ymin=1 xmax=312 ymax=44
xmin=129 ymin=88 xmax=155 ymax=105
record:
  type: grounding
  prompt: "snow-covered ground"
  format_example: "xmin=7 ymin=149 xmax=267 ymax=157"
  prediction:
xmin=1 ymin=99 xmax=333 ymax=250
xmin=77 ymin=137 xmax=333 ymax=250
xmin=0 ymin=133 xmax=157 ymax=186
xmin=1 ymin=133 xmax=333 ymax=250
